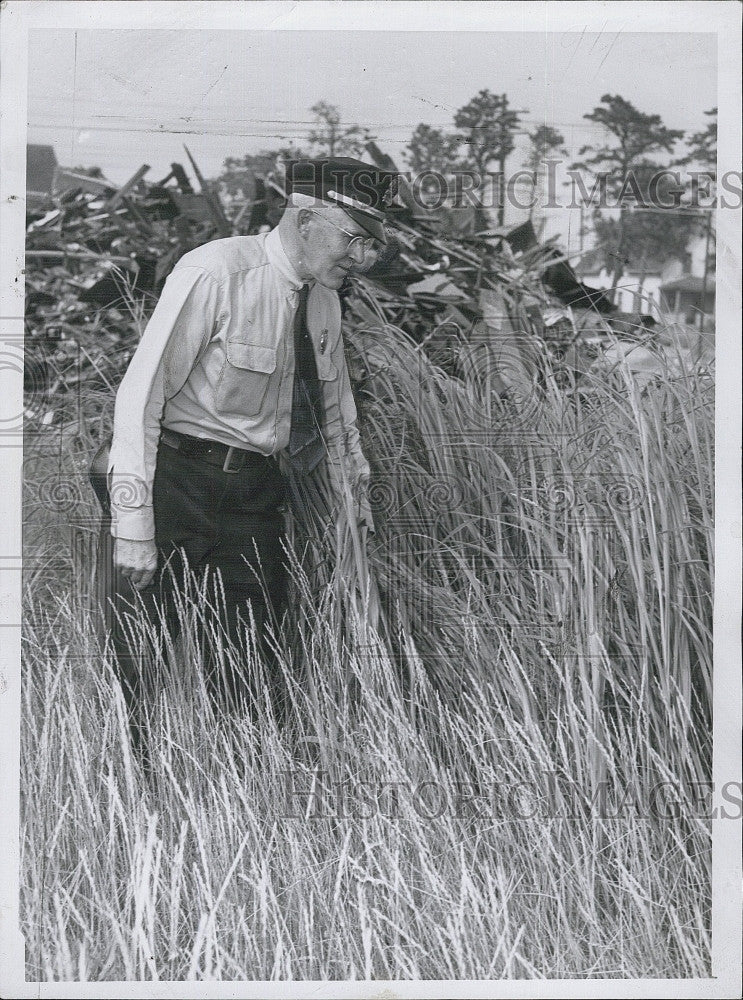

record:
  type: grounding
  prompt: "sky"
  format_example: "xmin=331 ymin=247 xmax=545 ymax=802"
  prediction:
xmin=28 ymin=28 xmax=717 ymax=183
xmin=25 ymin=26 xmax=717 ymax=255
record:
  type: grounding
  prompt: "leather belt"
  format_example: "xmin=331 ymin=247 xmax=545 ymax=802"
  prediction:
xmin=160 ymin=428 xmax=273 ymax=474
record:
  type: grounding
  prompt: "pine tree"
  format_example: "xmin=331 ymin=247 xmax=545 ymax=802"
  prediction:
xmin=523 ymin=125 xmax=566 ymax=224
xmin=307 ymin=101 xmax=375 ymax=158
xmin=405 ymin=123 xmax=464 ymax=176
xmin=571 ymin=94 xmax=686 ymax=299
xmin=453 ymin=90 xmax=521 ymax=224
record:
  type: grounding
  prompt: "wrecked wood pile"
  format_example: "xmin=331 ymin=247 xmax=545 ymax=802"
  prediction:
xmin=24 ymin=144 xmax=673 ymax=428
xmin=24 ymin=150 xmax=238 ymax=416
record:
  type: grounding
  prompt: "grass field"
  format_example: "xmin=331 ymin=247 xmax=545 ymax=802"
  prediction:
xmin=21 ymin=311 xmax=714 ymax=981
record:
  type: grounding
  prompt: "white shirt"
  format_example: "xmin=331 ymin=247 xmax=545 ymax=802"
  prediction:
xmin=108 ymin=227 xmax=370 ymax=540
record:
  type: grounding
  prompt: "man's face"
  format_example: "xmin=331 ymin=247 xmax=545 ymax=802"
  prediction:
xmin=299 ymin=208 xmax=379 ymax=289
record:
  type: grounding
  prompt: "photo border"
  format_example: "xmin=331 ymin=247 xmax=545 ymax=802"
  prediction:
xmin=1 ymin=3 xmax=740 ymax=997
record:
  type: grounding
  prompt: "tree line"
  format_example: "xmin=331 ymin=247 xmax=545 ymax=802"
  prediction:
xmin=218 ymin=92 xmax=717 ymax=294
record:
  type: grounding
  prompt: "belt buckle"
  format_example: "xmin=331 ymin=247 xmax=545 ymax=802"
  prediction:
xmin=222 ymin=446 xmax=244 ymax=473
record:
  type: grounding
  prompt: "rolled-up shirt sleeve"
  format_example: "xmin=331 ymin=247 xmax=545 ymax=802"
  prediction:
xmin=108 ymin=266 xmax=222 ymax=540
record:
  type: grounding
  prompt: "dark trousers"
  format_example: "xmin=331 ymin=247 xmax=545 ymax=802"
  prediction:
xmin=96 ymin=441 xmax=289 ymax=747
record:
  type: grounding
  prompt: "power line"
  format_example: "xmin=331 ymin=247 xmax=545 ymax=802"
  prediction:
xmin=30 ymin=98 xmax=687 ymax=136
xmin=29 ymin=102 xmax=708 ymax=137
xmin=28 ymin=114 xmax=615 ymax=132
xmin=27 ymin=119 xmax=691 ymax=148
xmin=29 ymin=95 xmax=707 ymax=128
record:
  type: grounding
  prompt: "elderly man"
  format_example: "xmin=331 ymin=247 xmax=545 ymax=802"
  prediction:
xmin=100 ymin=157 xmax=396 ymax=740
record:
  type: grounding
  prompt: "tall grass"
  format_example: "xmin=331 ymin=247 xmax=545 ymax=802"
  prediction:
xmin=21 ymin=306 xmax=713 ymax=980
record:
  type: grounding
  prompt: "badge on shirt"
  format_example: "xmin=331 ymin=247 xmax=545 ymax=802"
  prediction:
xmin=320 ymin=329 xmax=328 ymax=353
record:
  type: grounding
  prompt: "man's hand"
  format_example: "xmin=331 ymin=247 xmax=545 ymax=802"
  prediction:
xmin=114 ymin=538 xmax=158 ymax=590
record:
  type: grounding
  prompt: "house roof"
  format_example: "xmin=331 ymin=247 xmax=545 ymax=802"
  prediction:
xmin=660 ymin=275 xmax=716 ymax=294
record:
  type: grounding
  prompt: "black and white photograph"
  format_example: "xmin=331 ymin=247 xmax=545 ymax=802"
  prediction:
xmin=0 ymin=2 xmax=740 ymax=996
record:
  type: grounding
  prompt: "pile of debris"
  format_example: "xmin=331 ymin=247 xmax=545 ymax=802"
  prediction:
xmin=25 ymin=142 xmax=663 ymax=416
xmin=25 ymin=148 xmax=246 ymax=407
xmin=335 ymin=146 xmax=643 ymax=384
xmin=26 ymin=150 xmax=231 ymax=323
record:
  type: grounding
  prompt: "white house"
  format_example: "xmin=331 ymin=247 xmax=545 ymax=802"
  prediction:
xmin=576 ymin=231 xmax=714 ymax=328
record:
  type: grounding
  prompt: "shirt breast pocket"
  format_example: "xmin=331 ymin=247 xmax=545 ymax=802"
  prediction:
xmin=216 ymin=341 xmax=277 ymax=416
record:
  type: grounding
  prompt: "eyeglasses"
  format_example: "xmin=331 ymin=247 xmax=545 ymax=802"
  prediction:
xmin=309 ymin=210 xmax=380 ymax=256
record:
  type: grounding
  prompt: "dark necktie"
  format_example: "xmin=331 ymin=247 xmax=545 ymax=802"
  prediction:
xmin=288 ymin=284 xmax=326 ymax=474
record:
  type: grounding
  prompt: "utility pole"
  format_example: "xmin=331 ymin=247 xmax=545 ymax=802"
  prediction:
xmin=699 ymin=209 xmax=713 ymax=330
